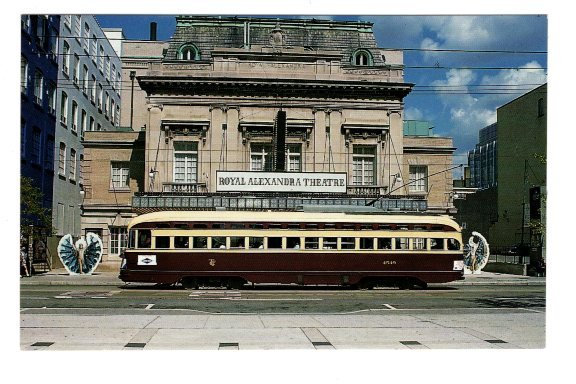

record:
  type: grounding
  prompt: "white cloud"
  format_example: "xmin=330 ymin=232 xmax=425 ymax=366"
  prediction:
xmin=404 ymin=106 xmax=424 ymax=120
xmin=429 ymin=61 xmax=546 ymax=154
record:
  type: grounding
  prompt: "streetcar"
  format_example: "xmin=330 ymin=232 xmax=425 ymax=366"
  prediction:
xmin=119 ymin=209 xmax=464 ymax=289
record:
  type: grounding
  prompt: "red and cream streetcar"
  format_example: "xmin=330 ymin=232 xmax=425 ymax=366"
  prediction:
xmin=119 ymin=209 xmax=464 ymax=289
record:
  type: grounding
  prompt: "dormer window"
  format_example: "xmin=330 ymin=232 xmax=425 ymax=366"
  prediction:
xmin=178 ymin=43 xmax=200 ymax=61
xmin=352 ymin=49 xmax=373 ymax=66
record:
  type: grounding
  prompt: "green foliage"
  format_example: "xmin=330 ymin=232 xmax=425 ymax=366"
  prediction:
xmin=533 ymin=153 xmax=546 ymax=165
xmin=20 ymin=176 xmax=52 ymax=232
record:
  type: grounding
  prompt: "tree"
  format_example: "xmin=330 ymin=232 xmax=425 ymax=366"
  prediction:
xmin=20 ymin=176 xmax=52 ymax=232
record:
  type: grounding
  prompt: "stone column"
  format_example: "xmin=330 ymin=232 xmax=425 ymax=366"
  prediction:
xmin=146 ymin=104 xmax=163 ymax=192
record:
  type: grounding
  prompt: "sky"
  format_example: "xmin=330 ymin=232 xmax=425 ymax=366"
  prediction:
xmin=95 ymin=13 xmax=548 ymax=179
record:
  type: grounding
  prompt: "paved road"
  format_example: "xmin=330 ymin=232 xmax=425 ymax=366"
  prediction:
xmin=21 ymin=284 xmax=544 ymax=313
xmin=20 ymin=283 xmax=545 ymax=350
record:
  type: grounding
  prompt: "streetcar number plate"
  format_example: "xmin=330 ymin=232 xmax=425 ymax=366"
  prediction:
xmin=453 ymin=260 xmax=464 ymax=270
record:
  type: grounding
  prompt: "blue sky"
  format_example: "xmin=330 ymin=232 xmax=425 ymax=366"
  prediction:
xmin=96 ymin=14 xmax=547 ymax=178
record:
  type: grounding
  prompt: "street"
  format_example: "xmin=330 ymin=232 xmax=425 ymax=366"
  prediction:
xmin=20 ymin=282 xmax=545 ymax=350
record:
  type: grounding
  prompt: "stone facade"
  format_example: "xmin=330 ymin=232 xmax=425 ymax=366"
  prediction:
xmin=137 ymin=16 xmax=411 ymax=197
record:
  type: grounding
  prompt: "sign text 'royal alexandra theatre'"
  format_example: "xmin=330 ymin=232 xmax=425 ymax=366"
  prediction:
xmin=216 ymin=171 xmax=347 ymax=193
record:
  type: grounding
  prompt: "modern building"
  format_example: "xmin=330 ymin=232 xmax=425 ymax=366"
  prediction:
xmin=80 ymin=16 xmax=457 ymax=268
xmin=455 ymin=84 xmax=547 ymax=262
xmin=468 ymin=123 xmax=497 ymax=189
xmin=52 ymin=15 xmax=122 ymax=239
xmin=21 ymin=15 xmax=61 ymax=225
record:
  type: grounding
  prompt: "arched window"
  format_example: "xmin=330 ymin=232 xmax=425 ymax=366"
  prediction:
xmin=177 ymin=44 xmax=200 ymax=61
xmin=352 ymin=49 xmax=373 ymax=66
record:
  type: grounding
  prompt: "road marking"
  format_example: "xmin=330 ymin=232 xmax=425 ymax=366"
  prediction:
xmin=144 ymin=304 xmax=155 ymax=310
xmin=382 ymin=304 xmax=397 ymax=310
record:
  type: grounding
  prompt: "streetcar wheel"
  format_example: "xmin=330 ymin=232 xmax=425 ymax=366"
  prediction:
xmin=398 ymin=278 xmax=414 ymax=290
xmin=415 ymin=280 xmax=428 ymax=289
xmin=226 ymin=278 xmax=245 ymax=290
xmin=181 ymin=277 xmax=199 ymax=290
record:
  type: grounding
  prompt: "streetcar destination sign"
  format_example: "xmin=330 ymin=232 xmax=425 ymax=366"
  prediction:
xmin=216 ymin=171 xmax=347 ymax=193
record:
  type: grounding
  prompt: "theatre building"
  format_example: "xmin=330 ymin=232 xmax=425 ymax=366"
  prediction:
xmin=80 ymin=16 xmax=456 ymax=268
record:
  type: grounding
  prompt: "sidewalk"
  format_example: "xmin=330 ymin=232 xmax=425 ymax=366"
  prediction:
xmin=20 ymin=268 xmax=546 ymax=287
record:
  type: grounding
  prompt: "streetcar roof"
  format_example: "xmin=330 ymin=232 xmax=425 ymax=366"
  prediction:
xmin=128 ymin=210 xmax=460 ymax=230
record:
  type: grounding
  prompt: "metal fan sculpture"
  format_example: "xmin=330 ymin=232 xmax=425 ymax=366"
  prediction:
xmin=57 ymin=232 xmax=103 ymax=275
xmin=463 ymin=231 xmax=490 ymax=274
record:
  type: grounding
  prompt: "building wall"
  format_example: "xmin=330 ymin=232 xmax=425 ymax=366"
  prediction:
xmin=119 ymin=40 xmax=167 ymax=131
xmin=135 ymin=17 xmax=411 ymax=196
xmin=52 ymin=15 xmax=122 ymax=238
xmin=81 ymin=131 xmax=145 ymax=265
xmin=490 ymin=84 xmax=547 ymax=248
xmin=21 ymin=15 xmax=60 ymax=223
xmin=403 ymin=136 xmax=455 ymax=212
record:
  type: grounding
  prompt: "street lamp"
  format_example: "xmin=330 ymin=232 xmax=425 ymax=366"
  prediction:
xmin=392 ymin=173 xmax=402 ymax=188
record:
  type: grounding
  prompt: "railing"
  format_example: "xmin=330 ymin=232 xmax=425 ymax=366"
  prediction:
xmin=488 ymin=254 xmax=531 ymax=264
xmin=162 ymin=182 xmax=208 ymax=194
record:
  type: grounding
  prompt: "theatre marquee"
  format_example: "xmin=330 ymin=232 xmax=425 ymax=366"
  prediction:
xmin=216 ymin=171 xmax=347 ymax=193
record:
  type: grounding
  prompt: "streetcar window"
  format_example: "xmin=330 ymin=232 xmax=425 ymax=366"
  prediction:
xmin=230 ymin=223 xmax=245 ymax=229
xmin=360 ymin=224 xmax=373 ymax=230
xmin=267 ymin=237 xmax=283 ymax=249
xmin=138 ymin=230 xmax=151 ymax=248
xmin=305 ymin=237 xmax=319 ymax=249
xmin=212 ymin=223 xmax=225 ymax=229
xmin=249 ymin=237 xmax=264 ymax=249
xmin=174 ymin=236 xmax=189 ymax=249
xmin=249 ymin=223 xmax=264 ymax=229
xmin=323 ymin=237 xmax=338 ymax=250
xmin=230 ymin=236 xmax=245 ymax=249
xmin=211 ymin=236 xmax=226 ymax=249
xmin=305 ymin=224 xmax=318 ymax=229
xmin=155 ymin=236 xmax=170 ymax=249
xmin=287 ymin=223 xmax=301 ymax=229
xmin=431 ymin=238 xmax=443 ymax=250
xmin=341 ymin=237 xmax=356 ymax=250
xmin=359 ymin=238 xmax=374 ymax=250
xmin=378 ymin=225 xmax=392 ymax=230
xmin=413 ymin=238 xmax=426 ymax=250
xmin=324 ymin=224 xmax=336 ymax=230
xmin=269 ymin=224 xmax=283 ymax=229
xmin=174 ymin=224 xmax=189 ymax=229
xmin=192 ymin=223 xmax=208 ymax=229
xmin=448 ymin=238 xmax=461 ymax=250
xmin=129 ymin=230 xmax=136 ymax=248
xmin=192 ymin=236 xmax=207 ymax=249
xmin=396 ymin=238 xmax=409 ymax=250
xmin=286 ymin=237 xmax=301 ymax=249
xmin=377 ymin=238 xmax=392 ymax=250
xmin=342 ymin=224 xmax=355 ymax=230
xmin=156 ymin=223 xmax=170 ymax=229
